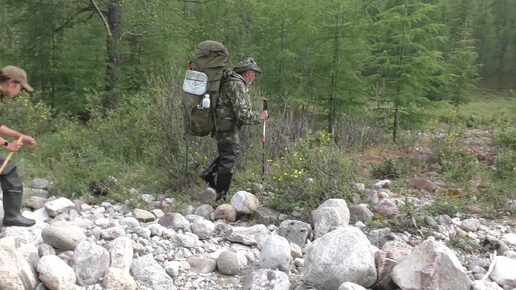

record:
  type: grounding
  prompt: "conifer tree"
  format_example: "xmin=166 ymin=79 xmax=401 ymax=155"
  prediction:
xmin=444 ymin=0 xmax=479 ymax=106
xmin=369 ymin=0 xmax=445 ymax=143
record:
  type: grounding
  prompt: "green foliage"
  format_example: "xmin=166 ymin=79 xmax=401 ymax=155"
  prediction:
xmin=448 ymin=235 xmax=479 ymax=253
xmin=2 ymin=0 xmax=515 ymax=218
xmin=440 ymin=0 xmax=479 ymax=107
xmin=369 ymin=152 xmax=429 ymax=182
xmin=427 ymin=91 xmax=516 ymax=129
xmin=426 ymin=194 xmax=466 ymax=216
xmin=427 ymin=129 xmax=478 ymax=181
xmin=265 ymin=131 xmax=359 ymax=212
xmin=16 ymin=91 xmax=164 ymax=198
xmin=493 ymin=149 xmax=516 ymax=180
xmin=368 ymin=1 xmax=447 ymax=142
xmin=0 ymin=94 xmax=56 ymax=135
xmin=496 ymin=127 xmax=516 ymax=151
xmin=371 ymin=159 xmax=405 ymax=180
xmin=493 ymin=128 xmax=516 ymax=182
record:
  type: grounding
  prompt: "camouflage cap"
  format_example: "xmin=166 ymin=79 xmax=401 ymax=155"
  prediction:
xmin=233 ymin=57 xmax=262 ymax=74
xmin=0 ymin=65 xmax=33 ymax=92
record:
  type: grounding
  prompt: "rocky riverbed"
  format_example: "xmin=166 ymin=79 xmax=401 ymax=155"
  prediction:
xmin=0 ymin=177 xmax=515 ymax=290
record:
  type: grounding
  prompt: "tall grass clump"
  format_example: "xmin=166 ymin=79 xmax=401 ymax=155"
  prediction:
xmin=264 ymin=131 xmax=360 ymax=212
xmin=482 ymin=128 xmax=516 ymax=214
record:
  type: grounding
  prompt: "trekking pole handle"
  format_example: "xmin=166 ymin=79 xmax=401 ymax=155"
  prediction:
xmin=262 ymin=98 xmax=268 ymax=112
xmin=0 ymin=136 xmax=24 ymax=174
xmin=261 ymin=98 xmax=268 ymax=143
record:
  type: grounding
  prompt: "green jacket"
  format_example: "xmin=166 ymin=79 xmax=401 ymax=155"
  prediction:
xmin=215 ymin=71 xmax=260 ymax=143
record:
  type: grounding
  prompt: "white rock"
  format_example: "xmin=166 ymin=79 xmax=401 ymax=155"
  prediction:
xmin=0 ymin=237 xmax=38 ymax=290
xmin=392 ymin=238 xmax=472 ymax=290
xmin=102 ymin=267 xmax=137 ymax=290
xmin=109 ymin=236 xmax=133 ymax=272
xmin=37 ymin=255 xmax=76 ymax=290
xmin=191 ymin=218 xmax=215 ymax=240
xmin=217 ymin=249 xmax=248 ymax=275
xmin=490 ymin=256 xmax=516 ymax=288
xmin=311 ymin=199 xmax=350 ymax=239
xmin=258 ymin=234 xmax=291 ymax=271
xmin=304 ymin=226 xmax=377 ymax=289
xmin=338 ymin=282 xmax=368 ymax=290
xmin=502 ymin=233 xmax=516 ymax=247
xmin=243 ymin=269 xmax=290 ymax=290
xmin=44 ymin=197 xmax=75 ymax=217
xmin=230 ymin=191 xmax=259 ymax=214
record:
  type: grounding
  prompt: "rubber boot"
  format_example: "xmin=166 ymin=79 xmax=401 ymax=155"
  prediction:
xmin=215 ymin=173 xmax=233 ymax=201
xmin=2 ymin=189 xmax=35 ymax=227
xmin=200 ymin=158 xmax=218 ymax=188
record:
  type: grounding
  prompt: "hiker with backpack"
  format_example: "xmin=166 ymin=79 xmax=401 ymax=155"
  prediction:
xmin=0 ymin=65 xmax=37 ymax=227
xmin=201 ymin=57 xmax=268 ymax=201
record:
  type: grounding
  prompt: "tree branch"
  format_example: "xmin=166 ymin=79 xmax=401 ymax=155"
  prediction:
xmin=53 ymin=6 xmax=94 ymax=33
xmin=122 ymin=29 xmax=149 ymax=39
xmin=90 ymin=0 xmax=112 ymax=37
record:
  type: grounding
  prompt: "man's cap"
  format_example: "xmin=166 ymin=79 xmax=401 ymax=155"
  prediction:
xmin=0 ymin=65 xmax=33 ymax=92
xmin=233 ymin=57 xmax=262 ymax=74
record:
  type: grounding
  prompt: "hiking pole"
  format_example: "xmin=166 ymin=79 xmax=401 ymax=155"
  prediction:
xmin=0 ymin=136 xmax=24 ymax=174
xmin=261 ymin=98 xmax=268 ymax=185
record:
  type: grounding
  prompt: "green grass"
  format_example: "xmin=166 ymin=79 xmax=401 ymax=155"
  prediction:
xmin=458 ymin=89 xmax=516 ymax=125
xmin=6 ymin=86 xmax=516 ymax=217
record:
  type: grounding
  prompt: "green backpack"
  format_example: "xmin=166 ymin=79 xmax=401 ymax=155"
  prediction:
xmin=182 ymin=40 xmax=228 ymax=136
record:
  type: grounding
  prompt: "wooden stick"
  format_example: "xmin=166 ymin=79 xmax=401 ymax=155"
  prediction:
xmin=0 ymin=136 xmax=24 ymax=174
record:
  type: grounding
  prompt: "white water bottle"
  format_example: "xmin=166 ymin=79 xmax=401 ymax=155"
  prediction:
xmin=201 ymin=94 xmax=210 ymax=109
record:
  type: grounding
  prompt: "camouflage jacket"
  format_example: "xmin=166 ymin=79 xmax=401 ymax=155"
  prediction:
xmin=214 ymin=70 xmax=260 ymax=143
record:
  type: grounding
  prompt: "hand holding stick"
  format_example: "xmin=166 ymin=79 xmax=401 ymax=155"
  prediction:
xmin=0 ymin=136 xmax=24 ymax=174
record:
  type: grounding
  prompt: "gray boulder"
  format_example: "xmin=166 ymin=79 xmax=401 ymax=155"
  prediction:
xmin=231 ymin=191 xmax=260 ymax=214
xmin=225 ymin=224 xmax=270 ymax=249
xmin=392 ymin=238 xmax=472 ymax=290
xmin=73 ymin=241 xmax=110 ymax=286
xmin=41 ymin=221 xmax=86 ymax=251
xmin=102 ymin=267 xmax=137 ymax=290
xmin=276 ymin=219 xmax=312 ymax=247
xmin=216 ymin=249 xmax=248 ymax=276
xmin=131 ymin=254 xmax=176 ymax=290
xmin=489 ymin=256 xmax=516 ymax=288
xmin=243 ymin=269 xmax=290 ymax=290
xmin=0 ymin=237 xmax=38 ymax=290
xmin=304 ymin=226 xmax=377 ymax=289
xmin=37 ymin=255 xmax=76 ymax=290
xmin=44 ymin=197 xmax=75 ymax=217
xmin=311 ymin=199 xmax=350 ymax=239
xmin=258 ymin=234 xmax=291 ymax=271
xmin=109 ymin=236 xmax=133 ymax=272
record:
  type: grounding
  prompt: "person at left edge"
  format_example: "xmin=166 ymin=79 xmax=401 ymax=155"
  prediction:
xmin=0 ymin=65 xmax=37 ymax=227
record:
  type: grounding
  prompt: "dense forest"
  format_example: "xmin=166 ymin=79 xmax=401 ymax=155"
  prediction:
xmin=2 ymin=0 xmax=515 ymax=116
xmin=1 ymin=0 xmax=515 ymax=211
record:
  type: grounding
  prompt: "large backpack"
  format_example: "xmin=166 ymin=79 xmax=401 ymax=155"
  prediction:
xmin=182 ymin=40 xmax=228 ymax=136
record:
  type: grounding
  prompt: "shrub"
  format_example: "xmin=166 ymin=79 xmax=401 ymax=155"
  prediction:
xmin=265 ymin=131 xmax=359 ymax=212
xmin=371 ymin=159 xmax=404 ymax=179
xmin=0 ymin=93 xmax=57 ymax=135
xmin=426 ymin=194 xmax=466 ymax=217
xmin=334 ymin=112 xmax=386 ymax=149
xmin=16 ymin=90 xmax=167 ymax=198
xmin=496 ymin=127 xmax=516 ymax=151
xmin=427 ymin=129 xmax=476 ymax=181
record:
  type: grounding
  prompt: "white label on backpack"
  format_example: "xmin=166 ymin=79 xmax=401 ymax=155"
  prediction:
xmin=183 ymin=70 xmax=208 ymax=95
